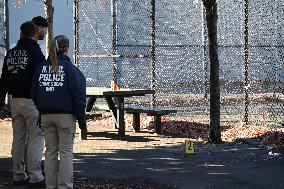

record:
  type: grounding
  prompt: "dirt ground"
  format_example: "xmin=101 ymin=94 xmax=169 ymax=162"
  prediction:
xmin=1 ymin=116 xmax=284 ymax=189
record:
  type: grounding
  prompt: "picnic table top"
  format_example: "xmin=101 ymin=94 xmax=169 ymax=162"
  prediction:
xmin=86 ymin=87 xmax=155 ymax=97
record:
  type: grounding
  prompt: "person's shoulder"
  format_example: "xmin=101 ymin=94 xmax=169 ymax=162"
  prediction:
xmin=28 ymin=44 xmax=45 ymax=59
xmin=57 ymin=55 xmax=70 ymax=63
xmin=5 ymin=46 xmax=24 ymax=58
xmin=20 ymin=40 xmax=42 ymax=55
xmin=9 ymin=45 xmax=18 ymax=51
xmin=29 ymin=42 xmax=42 ymax=53
xmin=35 ymin=61 xmax=49 ymax=73
xmin=66 ymin=63 xmax=85 ymax=79
xmin=70 ymin=63 xmax=83 ymax=74
xmin=7 ymin=46 xmax=18 ymax=53
xmin=58 ymin=56 xmax=71 ymax=69
xmin=59 ymin=56 xmax=75 ymax=69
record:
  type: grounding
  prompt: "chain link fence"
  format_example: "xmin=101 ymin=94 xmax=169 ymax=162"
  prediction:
xmin=75 ymin=0 xmax=284 ymax=127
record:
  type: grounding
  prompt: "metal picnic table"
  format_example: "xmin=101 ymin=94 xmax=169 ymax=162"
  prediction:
xmin=81 ymin=87 xmax=155 ymax=139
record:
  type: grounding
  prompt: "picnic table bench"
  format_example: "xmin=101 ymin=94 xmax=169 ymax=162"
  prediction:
xmin=85 ymin=111 xmax=103 ymax=119
xmin=125 ymin=106 xmax=177 ymax=134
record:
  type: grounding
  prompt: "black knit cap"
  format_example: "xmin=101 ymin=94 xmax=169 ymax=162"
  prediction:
xmin=31 ymin=16 xmax=49 ymax=27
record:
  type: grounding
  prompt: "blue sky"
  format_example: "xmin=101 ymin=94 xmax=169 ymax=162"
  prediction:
xmin=9 ymin=0 xmax=74 ymax=59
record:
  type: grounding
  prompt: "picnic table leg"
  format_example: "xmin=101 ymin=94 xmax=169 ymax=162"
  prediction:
xmin=105 ymin=96 xmax=118 ymax=129
xmin=117 ymin=96 xmax=125 ymax=137
xmin=86 ymin=96 xmax=97 ymax=112
xmin=82 ymin=96 xmax=97 ymax=140
xmin=80 ymin=128 xmax=87 ymax=140
xmin=154 ymin=115 xmax=162 ymax=134
xmin=132 ymin=112 xmax=140 ymax=132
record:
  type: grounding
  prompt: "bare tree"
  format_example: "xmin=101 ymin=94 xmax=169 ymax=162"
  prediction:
xmin=12 ymin=0 xmax=54 ymax=56
xmin=44 ymin=0 xmax=53 ymax=56
xmin=202 ymin=0 xmax=222 ymax=144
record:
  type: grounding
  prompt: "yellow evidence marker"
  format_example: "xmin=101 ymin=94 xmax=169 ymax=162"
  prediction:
xmin=184 ymin=139 xmax=195 ymax=154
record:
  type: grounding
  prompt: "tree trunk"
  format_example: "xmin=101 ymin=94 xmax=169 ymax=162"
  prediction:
xmin=203 ymin=0 xmax=222 ymax=144
xmin=44 ymin=0 xmax=54 ymax=57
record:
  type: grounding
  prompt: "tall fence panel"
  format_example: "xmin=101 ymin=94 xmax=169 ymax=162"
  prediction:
xmin=76 ymin=0 xmax=284 ymax=126
xmin=116 ymin=0 xmax=152 ymax=89
xmin=247 ymin=0 xmax=284 ymax=127
xmin=155 ymin=1 xmax=208 ymax=122
xmin=217 ymin=0 xmax=245 ymax=124
xmin=77 ymin=0 xmax=113 ymax=87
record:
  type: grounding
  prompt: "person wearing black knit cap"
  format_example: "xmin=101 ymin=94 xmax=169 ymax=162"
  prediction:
xmin=31 ymin=16 xmax=49 ymax=41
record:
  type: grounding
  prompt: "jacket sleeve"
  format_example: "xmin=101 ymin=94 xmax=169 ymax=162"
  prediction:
xmin=68 ymin=66 xmax=86 ymax=129
xmin=31 ymin=69 xmax=38 ymax=106
xmin=0 ymin=56 xmax=9 ymax=107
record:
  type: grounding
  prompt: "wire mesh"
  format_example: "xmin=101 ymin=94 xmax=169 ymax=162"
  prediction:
xmin=76 ymin=0 xmax=284 ymax=126
xmin=77 ymin=0 xmax=113 ymax=87
xmin=247 ymin=0 xmax=284 ymax=127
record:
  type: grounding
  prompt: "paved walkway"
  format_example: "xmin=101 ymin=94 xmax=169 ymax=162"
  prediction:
xmin=2 ymin=141 xmax=283 ymax=189
xmin=73 ymin=143 xmax=284 ymax=189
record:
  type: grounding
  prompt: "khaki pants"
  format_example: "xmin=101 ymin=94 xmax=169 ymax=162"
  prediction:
xmin=11 ymin=98 xmax=44 ymax=183
xmin=41 ymin=114 xmax=76 ymax=189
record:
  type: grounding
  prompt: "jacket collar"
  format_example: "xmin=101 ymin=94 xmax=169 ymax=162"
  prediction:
xmin=57 ymin=54 xmax=71 ymax=62
xmin=17 ymin=38 xmax=40 ymax=49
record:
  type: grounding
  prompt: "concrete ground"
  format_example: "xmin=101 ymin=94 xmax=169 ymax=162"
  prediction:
xmin=72 ymin=140 xmax=284 ymax=189
xmin=1 ymin=131 xmax=283 ymax=189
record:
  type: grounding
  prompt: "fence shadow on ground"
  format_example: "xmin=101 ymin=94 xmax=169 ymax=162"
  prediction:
xmin=73 ymin=141 xmax=284 ymax=189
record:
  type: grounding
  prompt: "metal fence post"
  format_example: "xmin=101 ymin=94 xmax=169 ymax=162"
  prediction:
xmin=4 ymin=0 xmax=12 ymax=108
xmin=201 ymin=3 xmax=209 ymax=100
xmin=73 ymin=0 xmax=79 ymax=67
xmin=243 ymin=0 xmax=249 ymax=125
xmin=4 ymin=0 xmax=8 ymax=51
xmin=150 ymin=0 xmax=156 ymax=106
xmin=111 ymin=0 xmax=118 ymax=84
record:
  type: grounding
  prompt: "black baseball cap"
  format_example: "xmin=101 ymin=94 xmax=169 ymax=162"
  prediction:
xmin=31 ymin=16 xmax=49 ymax=27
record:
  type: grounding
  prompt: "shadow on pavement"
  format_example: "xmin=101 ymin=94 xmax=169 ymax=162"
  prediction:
xmin=1 ymin=141 xmax=284 ymax=189
xmin=73 ymin=143 xmax=284 ymax=189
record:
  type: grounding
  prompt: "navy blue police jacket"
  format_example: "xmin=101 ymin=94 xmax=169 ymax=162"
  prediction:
xmin=0 ymin=38 xmax=46 ymax=106
xmin=31 ymin=54 xmax=86 ymax=128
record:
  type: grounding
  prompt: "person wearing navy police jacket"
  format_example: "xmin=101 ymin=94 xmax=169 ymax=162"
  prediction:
xmin=31 ymin=35 xmax=86 ymax=189
xmin=0 ymin=21 xmax=46 ymax=187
